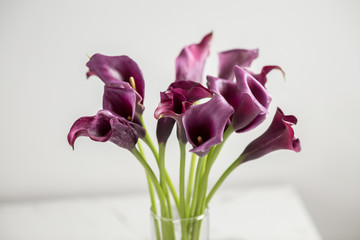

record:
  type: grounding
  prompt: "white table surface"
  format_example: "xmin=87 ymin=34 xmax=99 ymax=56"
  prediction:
xmin=0 ymin=185 xmax=322 ymax=240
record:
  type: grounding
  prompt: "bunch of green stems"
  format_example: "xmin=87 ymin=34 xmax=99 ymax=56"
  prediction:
xmin=130 ymin=118 xmax=244 ymax=240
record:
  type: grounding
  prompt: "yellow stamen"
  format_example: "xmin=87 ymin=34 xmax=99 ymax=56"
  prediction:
xmin=129 ymin=76 xmax=137 ymax=91
xmin=127 ymin=116 xmax=132 ymax=121
xmin=197 ymin=136 xmax=203 ymax=145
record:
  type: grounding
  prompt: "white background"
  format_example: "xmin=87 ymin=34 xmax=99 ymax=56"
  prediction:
xmin=0 ymin=0 xmax=359 ymax=239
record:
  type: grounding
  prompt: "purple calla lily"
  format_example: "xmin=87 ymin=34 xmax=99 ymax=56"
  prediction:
xmin=103 ymin=85 xmax=139 ymax=122
xmin=207 ymin=66 xmax=271 ymax=133
xmin=103 ymin=82 xmax=145 ymax=118
xmin=233 ymin=66 xmax=272 ymax=132
xmin=67 ymin=32 xmax=302 ymax=224
xmin=155 ymin=81 xmax=213 ymax=143
xmin=175 ymin=33 xmax=212 ymax=83
xmin=68 ymin=110 xmax=145 ymax=150
xmin=183 ymin=95 xmax=234 ymax=156
xmin=156 ymin=117 xmax=176 ymax=144
xmin=154 ymin=81 xmax=213 ymax=121
xmin=207 ymin=75 xmax=241 ymax=109
xmin=218 ymin=49 xmax=259 ymax=80
xmin=86 ymin=54 xmax=145 ymax=103
xmin=240 ymin=108 xmax=301 ymax=163
xmin=246 ymin=65 xmax=285 ymax=87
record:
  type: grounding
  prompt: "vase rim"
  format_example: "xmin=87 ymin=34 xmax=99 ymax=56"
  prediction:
xmin=150 ymin=206 xmax=209 ymax=223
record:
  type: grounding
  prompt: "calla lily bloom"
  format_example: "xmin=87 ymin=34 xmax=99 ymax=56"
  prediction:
xmin=154 ymin=81 xmax=213 ymax=121
xmin=175 ymin=32 xmax=212 ymax=83
xmin=103 ymin=84 xmax=144 ymax=120
xmin=155 ymin=81 xmax=213 ymax=144
xmin=246 ymin=65 xmax=285 ymax=87
xmin=183 ymin=95 xmax=234 ymax=156
xmin=233 ymin=66 xmax=272 ymax=132
xmin=207 ymin=66 xmax=271 ymax=133
xmin=86 ymin=53 xmax=145 ymax=103
xmin=218 ymin=49 xmax=259 ymax=80
xmin=156 ymin=117 xmax=176 ymax=144
xmin=207 ymin=76 xmax=240 ymax=110
xmin=103 ymin=85 xmax=138 ymax=121
xmin=68 ymin=110 xmax=145 ymax=150
xmin=240 ymin=108 xmax=301 ymax=163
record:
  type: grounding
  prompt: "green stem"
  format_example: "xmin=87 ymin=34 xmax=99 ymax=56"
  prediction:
xmin=131 ymin=148 xmax=167 ymax=215
xmin=158 ymin=142 xmax=180 ymax=212
xmin=143 ymin=134 xmax=159 ymax=162
xmin=140 ymin=119 xmax=179 ymax=209
xmin=131 ymin=148 xmax=174 ymax=239
xmin=147 ymin=174 xmax=161 ymax=240
xmin=185 ymin=153 xmax=197 ymax=215
xmin=159 ymin=143 xmax=167 ymax=197
xmin=179 ymin=141 xmax=186 ymax=218
xmin=137 ymin=142 xmax=160 ymax=240
xmin=206 ymin=155 xmax=244 ymax=205
xmin=206 ymin=125 xmax=234 ymax=170
xmin=195 ymin=165 xmax=210 ymax=216
xmin=166 ymin=173 xmax=180 ymax=210
xmin=139 ymin=114 xmax=159 ymax=163
xmin=189 ymin=156 xmax=205 ymax=218
xmin=195 ymin=125 xmax=233 ymax=214
xmin=178 ymin=141 xmax=188 ymax=240
xmin=159 ymin=143 xmax=177 ymax=221
xmin=190 ymin=155 xmax=208 ymax=240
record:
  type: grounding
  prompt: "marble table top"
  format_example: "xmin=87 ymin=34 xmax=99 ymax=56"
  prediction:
xmin=0 ymin=185 xmax=322 ymax=240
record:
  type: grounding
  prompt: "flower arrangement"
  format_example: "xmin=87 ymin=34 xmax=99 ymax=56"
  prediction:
xmin=67 ymin=32 xmax=301 ymax=240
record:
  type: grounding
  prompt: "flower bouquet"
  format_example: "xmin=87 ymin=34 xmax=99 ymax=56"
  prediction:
xmin=68 ymin=33 xmax=301 ymax=240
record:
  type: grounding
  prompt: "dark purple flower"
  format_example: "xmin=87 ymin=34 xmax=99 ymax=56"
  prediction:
xmin=246 ymin=65 xmax=285 ymax=87
xmin=175 ymin=33 xmax=212 ymax=83
xmin=183 ymin=95 xmax=234 ymax=156
xmin=103 ymin=84 xmax=144 ymax=120
xmin=218 ymin=49 xmax=259 ymax=80
xmin=233 ymin=66 xmax=272 ymax=132
xmin=207 ymin=66 xmax=271 ymax=133
xmin=86 ymin=54 xmax=145 ymax=103
xmin=240 ymin=108 xmax=301 ymax=163
xmin=68 ymin=110 xmax=146 ymax=150
xmin=207 ymin=76 xmax=240 ymax=109
xmin=156 ymin=117 xmax=176 ymax=144
xmin=154 ymin=81 xmax=213 ymax=144
xmin=154 ymin=81 xmax=213 ymax=121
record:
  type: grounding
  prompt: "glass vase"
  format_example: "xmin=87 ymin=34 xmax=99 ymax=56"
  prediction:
xmin=150 ymin=206 xmax=209 ymax=240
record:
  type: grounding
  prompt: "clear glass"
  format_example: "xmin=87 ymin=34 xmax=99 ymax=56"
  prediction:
xmin=150 ymin=205 xmax=209 ymax=240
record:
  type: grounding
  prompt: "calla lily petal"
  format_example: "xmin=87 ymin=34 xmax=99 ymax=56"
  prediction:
xmin=207 ymin=75 xmax=242 ymax=109
xmin=247 ymin=65 xmax=285 ymax=87
xmin=68 ymin=110 xmax=143 ymax=150
xmin=207 ymin=67 xmax=272 ymax=133
xmin=156 ymin=117 xmax=176 ymax=144
xmin=154 ymin=81 xmax=213 ymax=144
xmin=171 ymin=80 xmax=212 ymax=97
xmin=232 ymin=93 xmax=267 ymax=132
xmin=218 ymin=49 xmax=259 ymax=80
xmin=154 ymin=81 xmax=213 ymax=120
xmin=110 ymin=117 xmax=144 ymax=150
xmin=175 ymin=33 xmax=212 ymax=83
xmin=103 ymin=81 xmax=144 ymax=115
xmin=86 ymin=54 xmax=145 ymax=103
xmin=169 ymin=81 xmax=213 ymax=102
xmin=233 ymin=66 xmax=272 ymax=133
xmin=68 ymin=111 xmax=113 ymax=146
xmin=183 ymin=95 xmax=234 ymax=156
xmin=240 ymin=108 xmax=301 ymax=163
xmin=154 ymin=90 xmax=186 ymax=121
xmin=103 ymin=85 xmax=138 ymax=121
xmin=127 ymin=114 xmax=146 ymax=139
